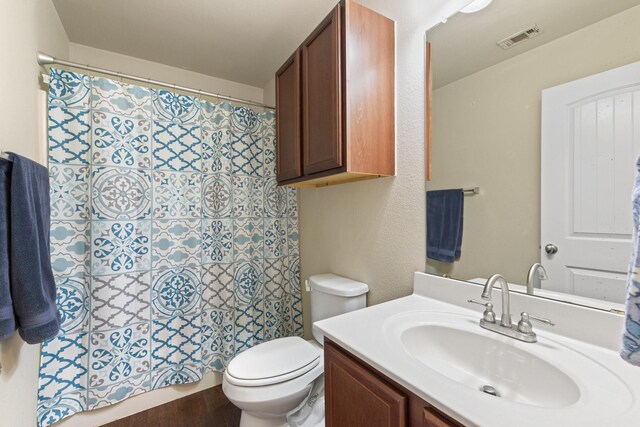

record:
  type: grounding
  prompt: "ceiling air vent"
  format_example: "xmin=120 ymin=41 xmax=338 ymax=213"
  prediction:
xmin=497 ymin=24 xmax=543 ymax=50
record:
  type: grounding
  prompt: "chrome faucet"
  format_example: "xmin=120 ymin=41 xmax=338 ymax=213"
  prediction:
xmin=482 ymin=274 xmax=512 ymax=327
xmin=526 ymin=263 xmax=547 ymax=295
xmin=468 ymin=273 xmax=555 ymax=343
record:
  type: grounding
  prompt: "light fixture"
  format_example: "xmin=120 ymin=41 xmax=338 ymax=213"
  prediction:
xmin=460 ymin=0 xmax=493 ymax=14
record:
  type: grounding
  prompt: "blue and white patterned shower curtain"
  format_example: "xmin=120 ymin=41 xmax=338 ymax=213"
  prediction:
xmin=36 ymin=68 xmax=302 ymax=427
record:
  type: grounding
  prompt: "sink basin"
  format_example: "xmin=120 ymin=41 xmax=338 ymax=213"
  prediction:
xmin=401 ymin=323 xmax=579 ymax=407
xmin=384 ymin=311 xmax=631 ymax=411
xmin=314 ymin=274 xmax=640 ymax=426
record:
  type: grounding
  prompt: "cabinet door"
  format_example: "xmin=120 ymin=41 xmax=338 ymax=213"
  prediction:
xmin=301 ymin=5 xmax=343 ymax=176
xmin=325 ymin=341 xmax=407 ymax=427
xmin=275 ymin=50 xmax=302 ymax=182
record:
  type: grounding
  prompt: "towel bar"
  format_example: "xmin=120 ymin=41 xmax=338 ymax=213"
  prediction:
xmin=462 ymin=187 xmax=480 ymax=195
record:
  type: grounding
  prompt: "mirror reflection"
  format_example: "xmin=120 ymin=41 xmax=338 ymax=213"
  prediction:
xmin=425 ymin=0 xmax=640 ymax=311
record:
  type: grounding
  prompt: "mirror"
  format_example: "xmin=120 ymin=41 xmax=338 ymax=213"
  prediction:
xmin=425 ymin=0 xmax=640 ymax=311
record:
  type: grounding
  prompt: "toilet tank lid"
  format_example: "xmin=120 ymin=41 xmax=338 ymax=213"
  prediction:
xmin=309 ymin=274 xmax=369 ymax=297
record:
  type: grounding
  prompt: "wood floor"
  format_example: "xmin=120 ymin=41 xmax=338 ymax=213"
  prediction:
xmin=101 ymin=385 xmax=241 ymax=427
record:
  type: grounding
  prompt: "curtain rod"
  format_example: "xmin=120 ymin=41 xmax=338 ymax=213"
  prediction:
xmin=36 ymin=51 xmax=275 ymax=111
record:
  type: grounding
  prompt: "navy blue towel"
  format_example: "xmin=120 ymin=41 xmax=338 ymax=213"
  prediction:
xmin=426 ymin=189 xmax=464 ymax=263
xmin=0 ymin=159 xmax=15 ymax=339
xmin=6 ymin=153 xmax=60 ymax=343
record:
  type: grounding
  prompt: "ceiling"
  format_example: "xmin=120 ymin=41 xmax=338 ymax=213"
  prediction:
xmin=52 ymin=0 xmax=337 ymax=88
xmin=428 ymin=0 xmax=640 ymax=88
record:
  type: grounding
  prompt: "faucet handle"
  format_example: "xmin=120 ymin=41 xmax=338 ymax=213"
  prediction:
xmin=527 ymin=313 xmax=555 ymax=326
xmin=468 ymin=299 xmax=496 ymax=323
xmin=517 ymin=312 xmax=554 ymax=334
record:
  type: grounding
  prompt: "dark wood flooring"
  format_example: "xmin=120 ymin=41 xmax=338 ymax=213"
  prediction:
xmin=101 ymin=385 xmax=241 ymax=427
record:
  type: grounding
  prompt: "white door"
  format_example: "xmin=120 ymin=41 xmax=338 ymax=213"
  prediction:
xmin=541 ymin=61 xmax=640 ymax=304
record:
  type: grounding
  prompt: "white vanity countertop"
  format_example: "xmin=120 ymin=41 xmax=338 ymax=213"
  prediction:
xmin=314 ymin=273 xmax=640 ymax=427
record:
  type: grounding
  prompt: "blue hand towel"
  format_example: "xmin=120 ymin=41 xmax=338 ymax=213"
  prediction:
xmin=0 ymin=159 xmax=15 ymax=339
xmin=427 ymin=189 xmax=464 ymax=264
xmin=622 ymin=157 xmax=640 ymax=365
xmin=7 ymin=153 xmax=60 ymax=344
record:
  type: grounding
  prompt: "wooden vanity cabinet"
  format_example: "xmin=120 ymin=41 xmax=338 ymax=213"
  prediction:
xmin=325 ymin=340 xmax=463 ymax=427
xmin=275 ymin=0 xmax=395 ymax=188
xmin=325 ymin=338 xmax=406 ymax=427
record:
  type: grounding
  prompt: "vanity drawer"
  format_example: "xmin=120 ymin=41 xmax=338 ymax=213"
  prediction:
xmin=423 ymin=407 xmax=455 ymax=427
xmin=324 ymin=339 xmax=462 ymax=427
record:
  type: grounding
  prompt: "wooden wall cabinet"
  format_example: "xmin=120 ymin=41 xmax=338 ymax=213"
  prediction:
xmin=275 ymin=0 xmax=395 ymax=188
xmin=325 ymin=340 xmax=463 ymax=427
xmin=275 ymin=51 xmax=302 ymax=181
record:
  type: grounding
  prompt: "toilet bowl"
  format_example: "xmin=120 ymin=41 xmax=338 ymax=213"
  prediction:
xmin=222 ymin=274 xmax=368 ymax=427
xmin=223 ymin=337 xmax=323 ymax=427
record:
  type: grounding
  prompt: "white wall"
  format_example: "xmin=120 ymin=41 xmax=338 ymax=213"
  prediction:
xmin=0 ymin=0 xmax=68 ymax=163
xmin=263 ymin=0 xmax=471 ymax=336
xmin=426 ymin=5 xmax=640 ymax=284
xmin=263 ymin=77 xmax=276 ymax=107
xmin=0 ymin=2 xmax=69 ymax=427
xmin=69 ymin=43 xmax=265 ymax=106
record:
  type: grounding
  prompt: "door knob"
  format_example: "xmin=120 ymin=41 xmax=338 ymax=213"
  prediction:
xmin=545 ymin=244 xmax=558 ymax=254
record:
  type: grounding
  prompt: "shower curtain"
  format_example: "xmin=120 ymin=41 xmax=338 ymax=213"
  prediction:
xmin=37 ymin=68 xmax=302 ymax=427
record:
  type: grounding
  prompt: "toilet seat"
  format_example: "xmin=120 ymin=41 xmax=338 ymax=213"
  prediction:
xmin=225 ymin=337 xmax=321 ymax=387
xmin=222 ymin=355 xmax=324 ymax=419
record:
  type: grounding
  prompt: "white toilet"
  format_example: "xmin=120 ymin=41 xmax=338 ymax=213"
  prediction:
xmin=222 ymin=273 xmax=369 ymax=427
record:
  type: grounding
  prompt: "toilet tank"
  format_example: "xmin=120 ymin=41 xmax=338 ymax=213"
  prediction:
xmin=309 ymin=274 xmax=368 ymax=344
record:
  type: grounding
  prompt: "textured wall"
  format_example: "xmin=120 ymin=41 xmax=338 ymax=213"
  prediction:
xmin=426 ymin=5 xmax=640 ymax=284
xmin=69 ymin=43 xmax=265 ymax=106
xmin=0 ymin=0 xmax=68 ymax=163
xmin=264 ymin=0 xmax=472 ymax=337
xmin=263 ymin=77 xmax=276 ymax=107
xmin=0 ymin=2 xmax=69 ymax=426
